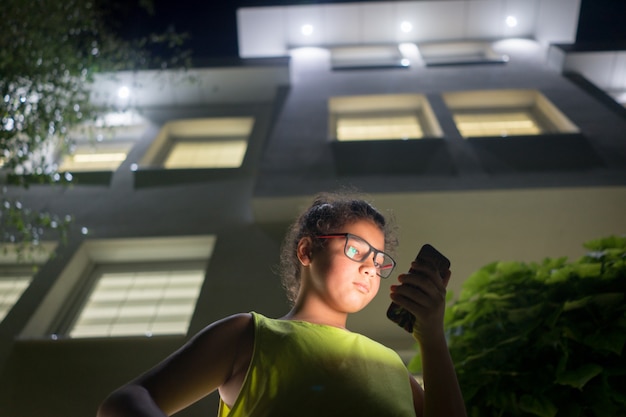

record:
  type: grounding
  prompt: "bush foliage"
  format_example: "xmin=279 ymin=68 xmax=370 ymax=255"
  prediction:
xmin=411 ymin=235 xmax=626 ymax=417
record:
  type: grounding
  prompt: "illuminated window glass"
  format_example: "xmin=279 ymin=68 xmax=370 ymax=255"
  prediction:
xmin=0 ymin=273 xmax=32 ymax=322
xmin=329 ymin=94 xmax=442 ymax=141
xmin=164 ymin=140 xmax=248 ymax=168
xmin=453 ymin=111 xmax=542 ymax=138
xmin=0 ymin=244 xmax=53 ymax=325
xmin=70 ymin=264 xmax=205 ymax=338
xmin=59 ymin=116 xmax=147 ymax=172
xmin=58 ymin=143 xmax=133 ymax=172
xmin=337 ymin=115 xmax=423 ymax=141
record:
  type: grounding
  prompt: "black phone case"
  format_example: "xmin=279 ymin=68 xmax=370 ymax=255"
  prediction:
xmin=386 ymin=244 xmax=451 ymax=333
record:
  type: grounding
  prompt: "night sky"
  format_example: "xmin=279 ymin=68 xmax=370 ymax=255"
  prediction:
xmin=112 ymin=0 xmax=626 ymax=60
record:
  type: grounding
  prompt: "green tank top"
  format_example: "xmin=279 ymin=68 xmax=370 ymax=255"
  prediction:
xmin=218 ymin=312 xmax=416 ymax=417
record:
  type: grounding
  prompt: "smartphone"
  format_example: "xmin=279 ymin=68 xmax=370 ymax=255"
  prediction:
xmin=386 ymin=244 xmax=451 ymax=333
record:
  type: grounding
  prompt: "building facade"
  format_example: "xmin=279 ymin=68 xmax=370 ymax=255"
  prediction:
xmin=1 ymin=1 xmax=625 ymax=416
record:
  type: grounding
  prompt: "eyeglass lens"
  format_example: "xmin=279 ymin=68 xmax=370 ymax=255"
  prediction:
xmin=345 ymin=235 xmax=395 ymax=278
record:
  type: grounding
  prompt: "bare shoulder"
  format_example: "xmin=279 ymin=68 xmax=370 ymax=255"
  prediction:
xmin=192 ymin=312 xmax=254 ymax=345
xmin=187 ymin=312 xmax=256 ymax=378
xmin=177 ymin=312 xmax=255 ymax=376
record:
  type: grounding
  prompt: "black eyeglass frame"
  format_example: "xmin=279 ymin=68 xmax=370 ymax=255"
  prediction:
xmin=316 ymin=233 xmax=396 ymax=278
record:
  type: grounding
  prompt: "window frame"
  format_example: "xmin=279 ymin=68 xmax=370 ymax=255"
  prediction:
xmin=140 ymin=117 xmax=255 ymax=170
xmin=442 ymin=89 xmax=580 ymax=139
xmin=328 ymin=94 xmax=443 ymax=141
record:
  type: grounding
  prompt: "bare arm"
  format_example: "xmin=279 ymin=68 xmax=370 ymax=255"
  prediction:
xmin=409 ymin=373 xmax=425 ymax=417
xmin=391 ymin=263 xmax=467 ymax=417
xmin=97 ymin=313 xmax=254 ymax=417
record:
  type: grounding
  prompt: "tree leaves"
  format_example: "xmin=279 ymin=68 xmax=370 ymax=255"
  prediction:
xmin=519 ymin=395 xmax=557 ymax=417
xmin=0 ymin=0 xmax=190 ymax=254
xmin=555 ymin=363 xmax=603 ymax=389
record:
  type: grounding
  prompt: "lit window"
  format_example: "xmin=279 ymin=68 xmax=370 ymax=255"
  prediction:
xmin=164 ymin=140 xmax=248 ymax=169
xmin=0 ymin=243 xmax=55 ymax=324
xmin=38 ymin=236 xmax=217 ymax=339
xmin=453 ymin=111 xmax=542 ymax=137
xmin=70 ymin=264 xmax=205 ymax=338
xmin=443 ymin=89 xmax=579 ymax=138
xmin=0 ymin=272 xmax=32 ymax=323
xmin=337 ymin=115 xmax=423 ymax=141
xmin=58 ymin=144 xmax=132 ymax=172
xmin=141 ymin=118 xmax=255 ymax=169
xmin=59 ymin=119 xmax=147 ymax=172
xmin=329 ymin=94 xmax=443 ymax=141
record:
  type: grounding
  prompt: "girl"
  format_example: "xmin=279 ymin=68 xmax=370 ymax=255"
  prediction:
xmin=97 ymin=193 xmax=467 ymax=417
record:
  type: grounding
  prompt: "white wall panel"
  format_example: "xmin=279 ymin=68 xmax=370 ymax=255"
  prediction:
xmin=237 ymin=7 xmax=287 ymax=57
xmin=535 ymin=0 xmax=580 ymax=43
xmin=361 ymin=3 xmax=396 ymax=43
xmin=321 ymin=4 xmax=362 ymax=45
xmin=410 ymin=2 xmax=466 ymax=41
xmin=237 ymin=0 xmax=581 ymax=57
xmin=466 ymin=1 xmax=503 ymax=39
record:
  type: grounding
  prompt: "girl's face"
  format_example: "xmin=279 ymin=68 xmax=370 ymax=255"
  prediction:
xmin=307 ymin=219 xmax=385 ymax=314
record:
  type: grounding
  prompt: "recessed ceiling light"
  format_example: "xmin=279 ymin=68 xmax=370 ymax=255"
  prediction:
xmin=400 ymin=21 xmax=413 ymax=33
xmin=506 ymin=16 xmax=518 ymax=27
xmin=117 ymin=86 xmax=130 ymax=99
xmin=301 ymin=24 xmax=314 ymax=36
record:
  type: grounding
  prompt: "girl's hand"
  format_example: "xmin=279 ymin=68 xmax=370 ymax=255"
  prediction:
xmin=389 ymin=261 xmax=451 ymax=343
xmin=390 ymin=261 xmax=468 ymax=417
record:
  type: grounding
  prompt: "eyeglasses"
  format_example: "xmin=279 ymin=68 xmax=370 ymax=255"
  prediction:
xmin=316 ymin=233 xmax=396 ymax=278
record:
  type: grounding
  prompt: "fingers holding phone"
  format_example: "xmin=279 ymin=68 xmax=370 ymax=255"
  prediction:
xmin=392 ymin=265 xmax=446 ymax=318
xmin=387 ymin=244 xmax=451 ymax=338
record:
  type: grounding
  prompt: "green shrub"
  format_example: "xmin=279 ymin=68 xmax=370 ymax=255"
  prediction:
xmin=411 ymin=236 xmax=626 ymax=417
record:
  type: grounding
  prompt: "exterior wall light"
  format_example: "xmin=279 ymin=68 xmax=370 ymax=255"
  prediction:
xmin=301 ymin=24 xmax=314 ymax=36
xmin=506 ymin=16 xmax=518 ymax=27
xmin=117 ymin=86 xmax=130 ymax=99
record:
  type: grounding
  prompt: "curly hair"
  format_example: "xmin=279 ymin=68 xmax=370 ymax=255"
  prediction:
xmin=278 ymin=192 xmax=397 ymax=306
